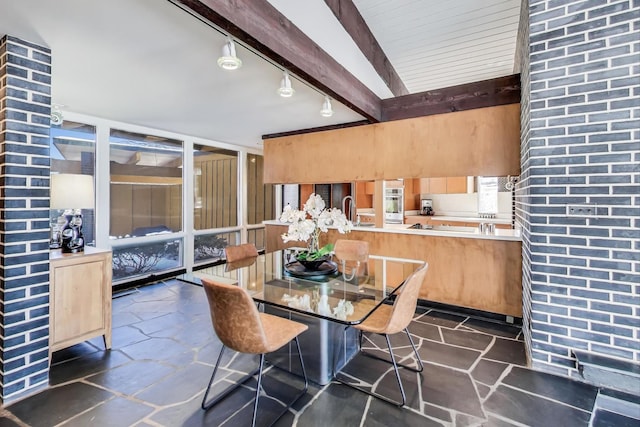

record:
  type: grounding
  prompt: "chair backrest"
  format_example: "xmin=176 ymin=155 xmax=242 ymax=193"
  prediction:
xmin=201 ymin=278 xmax=268 ymax=354
xmin=334 ymin=239 xmax=369 ymax=276
xmin=224 ymin=243 xmax=259 ymax=263
xmin=383 ymin=263 xmax=429 ymax=335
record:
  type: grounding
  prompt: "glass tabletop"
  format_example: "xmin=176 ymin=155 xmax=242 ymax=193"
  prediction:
xmin=178 ymin=249 xmax=425 ymax=325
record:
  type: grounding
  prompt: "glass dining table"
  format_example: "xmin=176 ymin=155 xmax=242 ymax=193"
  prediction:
xmin=178 ymin=248 xmax=424 ymax=385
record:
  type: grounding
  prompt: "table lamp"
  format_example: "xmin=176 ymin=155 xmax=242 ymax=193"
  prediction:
xmin=50 ymin=173 xmax=94 ymax=253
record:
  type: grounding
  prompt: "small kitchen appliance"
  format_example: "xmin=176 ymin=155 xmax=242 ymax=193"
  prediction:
xmin=420 ymin=198 xmax=434 ymax=216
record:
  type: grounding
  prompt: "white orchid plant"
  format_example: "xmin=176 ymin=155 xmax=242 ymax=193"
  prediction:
xmin=280 ymin=193 xmax=352 ymax=261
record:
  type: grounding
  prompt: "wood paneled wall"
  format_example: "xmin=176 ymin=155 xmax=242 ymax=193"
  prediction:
xmin=247 ymin=154 xmax=275 ymax=224
xmin=264 ymin=104 xmax=520 ymax=184
xmin=110 ymin=184 xmax=181 ymax=236
xmin=194 ymin=157 xmax=238 ymax=230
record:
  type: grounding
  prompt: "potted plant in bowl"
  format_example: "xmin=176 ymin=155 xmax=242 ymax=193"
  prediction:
xmin=280 ymin=193 xmax=352 ymax=270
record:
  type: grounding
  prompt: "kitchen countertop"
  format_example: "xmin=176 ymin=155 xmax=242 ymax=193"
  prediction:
xmin=405 ymin=213 xmax=512 ymax=224
xmin=264 ymin=220 xmax=522 ymax=242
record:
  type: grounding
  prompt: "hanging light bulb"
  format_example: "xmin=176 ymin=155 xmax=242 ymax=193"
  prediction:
xmin=320 ymin=96 xmax=333 ymax=117
xmin=217 ymin=37 xmax=242 ymax=70
xmin=277 ymin=70 xmax=295 ymax=97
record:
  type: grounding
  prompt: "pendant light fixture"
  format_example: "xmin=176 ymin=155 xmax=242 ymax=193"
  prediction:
xmin=320 ymin=96 xmax=333 ymax=117
xmin=277 ymin=70 xmax=295 ymax=97
xmin=217 ymin=37 xmax=242 ymax=70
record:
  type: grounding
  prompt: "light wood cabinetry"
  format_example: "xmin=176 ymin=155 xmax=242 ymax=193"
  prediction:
xmin=417 ymin=176 xmax=467 ymax=194
xmin=49 ymin=247 xmax=112 ymax=356
xmin=364 ymin=181 xmax=375 ymax=195
xmin=446 ymin=176 xmax=467 ymax=193
xmin=264 ymin=104 xmax=521 ymax=183
xmin=428 ymin=178 xmax=447 ymax=194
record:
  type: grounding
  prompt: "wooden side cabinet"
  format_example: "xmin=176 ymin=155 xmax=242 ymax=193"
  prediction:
xmin=49 ymin=247 xmax=112 ymax=356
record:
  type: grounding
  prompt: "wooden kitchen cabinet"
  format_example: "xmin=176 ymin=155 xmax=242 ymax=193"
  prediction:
xmin=446 ymin=176 xmax=467 ymax=193
xmin=264 ymin=104 xmax=521 ymax=183
xmin=364 ymin=181 xmax=375 ymax=195
xmin=49 ymin=247 xmax=112 ymax=356
xmin=429 ymin=178 xmax=447 ymax=194
xmin=416 ymin=176 xmax=466 ymax=194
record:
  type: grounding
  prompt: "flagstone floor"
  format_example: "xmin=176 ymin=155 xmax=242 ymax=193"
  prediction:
xmin=1 ymin=279 xmax=638 ymax=426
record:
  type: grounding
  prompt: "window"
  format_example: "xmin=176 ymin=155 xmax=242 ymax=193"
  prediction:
xmin=50 ymin=121 xmax=96 ymax=246
xmin=109 ymin=129 xmax=182 ymax=238
xmin=112 ymin=238 xmax=182 ymax=282
xmin=192 ymin=145 xmax=239 ymax=265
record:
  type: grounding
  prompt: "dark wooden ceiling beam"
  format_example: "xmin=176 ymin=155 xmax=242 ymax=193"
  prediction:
xmin=324 ymin=0 xmax=408 ymax=97
xmin=262 ymin=120 xmax=369 ymax=140
xmin=381 ymin=74 xmax=521 ymax=122
xmin=170 ymin=0 xmax=382 ymax=122
xmin=264 ymin=74 xmax=521 ymax=138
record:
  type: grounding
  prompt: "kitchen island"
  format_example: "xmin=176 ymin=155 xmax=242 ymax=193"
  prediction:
xmin=265 ymin=221 xmax=522 ymax=318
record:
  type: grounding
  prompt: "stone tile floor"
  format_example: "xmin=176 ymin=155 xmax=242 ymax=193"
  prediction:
xmin=1 ymin=279 xmax=639 ymax=426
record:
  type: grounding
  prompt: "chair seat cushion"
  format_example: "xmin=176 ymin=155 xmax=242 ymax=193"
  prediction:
xmin=354 ymin=304 xmax=392 ymax=334
xmin=259 ymin=312 xmax=308 ymax=353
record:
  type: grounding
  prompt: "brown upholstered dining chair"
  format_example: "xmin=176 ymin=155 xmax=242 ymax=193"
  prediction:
xmin=334 ymin=262 xmax=428 ymax=407
xmin=200 ymin=278 xmax=308 ymax=427
xmin=333 ymin=239 xmax=369 ymax=280
xmin=224 ymin=243 xmax=259 ymax=263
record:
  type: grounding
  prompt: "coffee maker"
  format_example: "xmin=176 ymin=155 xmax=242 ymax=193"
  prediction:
xmin=420 ymin=198 xmax=434 ymax=216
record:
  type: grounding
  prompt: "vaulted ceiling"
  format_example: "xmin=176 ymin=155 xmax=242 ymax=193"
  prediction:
xmin=0 ymin=0 xmax=521 ymax=147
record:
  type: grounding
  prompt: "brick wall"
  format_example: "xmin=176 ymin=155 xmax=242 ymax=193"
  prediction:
xmin=517 ymin=0 xmax=639 ymax=378
xmin=0 ymin=35 xmax=51 ymax=402
xmin=515 ymin=0 xmax=534 ymax=366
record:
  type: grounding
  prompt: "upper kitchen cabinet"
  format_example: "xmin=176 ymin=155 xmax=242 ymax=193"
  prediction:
xmin=356 ymin=181 xmax=374 ymax=208
xmin=376 ymin=104 xmax=520 ymax=179
xmin=417 ymin=177 xmax=468 ymax=194
xmin=264 ymin=124 xmax=379 ymax=184
xmin=264 ymin=104 xmax=520 ymax=184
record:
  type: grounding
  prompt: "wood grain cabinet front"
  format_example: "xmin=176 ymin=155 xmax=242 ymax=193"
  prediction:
xmin=49 ymin=247 xmax=112 ymax=357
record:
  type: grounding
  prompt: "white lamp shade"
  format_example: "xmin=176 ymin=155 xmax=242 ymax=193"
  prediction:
xmin=51 ymin=174 xmax=95 ymax=210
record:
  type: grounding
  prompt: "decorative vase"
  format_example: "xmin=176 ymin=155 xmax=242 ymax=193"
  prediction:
xmin=295 ymin=230 xmax=330 ymax=269
xmin=296 ymin=253 xmax=330 ymax=270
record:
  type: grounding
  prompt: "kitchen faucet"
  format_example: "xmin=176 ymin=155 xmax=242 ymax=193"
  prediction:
xmin=341 ymin=195 xmax=359 ymax=225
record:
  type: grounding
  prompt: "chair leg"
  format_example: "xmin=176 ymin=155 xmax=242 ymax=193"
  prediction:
xmin=335 ymin=329 xmax=423 ymax=407
xmin=251 ymin=354 xmax=265 ymax=427
xmin=405 ymin=328 xmax=424 ymax=372
xmin=294 ymin=336 xmax=309 ymax=395
xmin=384 ymin=333 xmax=407 ymax=407
xmin=201 ymin=345 xmax=260 ymax=410
xmin=254 ymin=337 xmax=309 ymax=427
xmin=357 ymin=331 xmax=423 ymax=373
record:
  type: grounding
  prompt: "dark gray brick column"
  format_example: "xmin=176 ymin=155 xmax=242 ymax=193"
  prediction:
xmin=517 ymin=0 xmax=639 ymax=378
xmin=515 ymin=0 xmax=534 ymax=366
xmin=0 ymin=35 xmax=51 ymax=402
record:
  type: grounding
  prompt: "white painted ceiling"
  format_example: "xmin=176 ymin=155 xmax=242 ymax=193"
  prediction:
xmin=352 ymin=0 xmax=521 ymax=93
xmin=0 ymin=0 xmax=521 ymax=148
